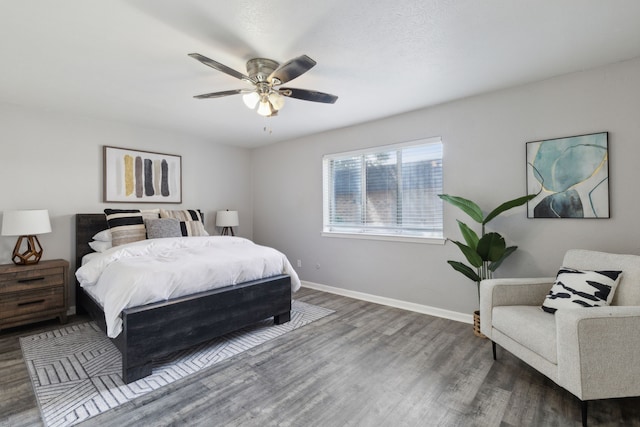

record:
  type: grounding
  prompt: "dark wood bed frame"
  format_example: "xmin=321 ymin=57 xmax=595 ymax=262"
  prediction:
xmin=75 ymin=213 xmax=291 ymax=384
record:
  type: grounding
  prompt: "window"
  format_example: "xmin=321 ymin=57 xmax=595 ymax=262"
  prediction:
xmin=322 ymin=137 xmax=443 ymax=241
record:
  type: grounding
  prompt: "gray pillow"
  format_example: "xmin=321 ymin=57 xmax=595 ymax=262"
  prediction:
xmin=145 ymin=218 xmax=182 ymax=239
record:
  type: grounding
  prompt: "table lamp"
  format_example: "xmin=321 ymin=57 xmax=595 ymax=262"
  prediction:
xmin=1 ymin=209 xmax=52 ymax=265
xmin=216 ymin=210 xmax=239 ymax=236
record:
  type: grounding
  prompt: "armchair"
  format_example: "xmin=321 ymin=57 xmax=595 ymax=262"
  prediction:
xmin=480 ymin=249 xmax=640 ymax=427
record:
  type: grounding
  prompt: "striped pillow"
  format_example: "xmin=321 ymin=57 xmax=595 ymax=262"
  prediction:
xmin=179 ymin=220 xmax=208 ymax=236
xmin=104 ymin=209 xmax=146 ymax=247
xmin=160 ymin=209 xmax=207 ymax=236
xmin=140 ymin=209 xmax=160 ymax=220
xmin=160 ymin=209 xmax=203 ymax=222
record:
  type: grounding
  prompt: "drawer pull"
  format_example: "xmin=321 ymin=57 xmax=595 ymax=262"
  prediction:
xmin=18 ymin=299 xmax=46 ymax=307
xmin=18 ymin=277 xmax=45 ymax=283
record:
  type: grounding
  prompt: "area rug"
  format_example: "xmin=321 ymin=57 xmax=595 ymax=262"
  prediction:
xmin=20 ymin=300 xmax=333 ymax=427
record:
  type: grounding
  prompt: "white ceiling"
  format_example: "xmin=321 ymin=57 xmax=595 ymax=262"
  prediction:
xmin=2 ymin=1 xmax=640 ymax=148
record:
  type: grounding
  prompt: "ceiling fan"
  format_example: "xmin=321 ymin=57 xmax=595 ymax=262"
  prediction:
xmin=188 ymin=53 xmax=338 ymax=117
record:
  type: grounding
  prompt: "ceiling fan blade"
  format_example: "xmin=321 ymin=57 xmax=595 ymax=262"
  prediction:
xmin=193 ymin=89 xmax=246 ymax=99
xmin=188 ymin=53 xmax=252 ymax=83
xmin=279 ymin=88 xmax=338 ymax=104
xmin=268 ymin=55 xmax=316 ymax=84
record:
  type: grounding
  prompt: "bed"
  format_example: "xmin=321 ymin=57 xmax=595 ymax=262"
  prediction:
xmin=75 ymin=213 xmax=294 ymax=384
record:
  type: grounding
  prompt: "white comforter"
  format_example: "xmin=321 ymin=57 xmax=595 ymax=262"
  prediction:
xmin=76 ymin=236 xmax=301 ymax=338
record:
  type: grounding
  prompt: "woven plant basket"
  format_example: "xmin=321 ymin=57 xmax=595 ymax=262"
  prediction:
xmin=473 ymin=310 xmax=487 ymax=338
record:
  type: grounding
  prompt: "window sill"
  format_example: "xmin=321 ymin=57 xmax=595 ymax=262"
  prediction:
xmin=321 ymin=231 xmax=445 ymax=245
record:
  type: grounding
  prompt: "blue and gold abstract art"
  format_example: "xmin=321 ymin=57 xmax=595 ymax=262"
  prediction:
xmin=526 ymin=132 xmax=609 ymax=218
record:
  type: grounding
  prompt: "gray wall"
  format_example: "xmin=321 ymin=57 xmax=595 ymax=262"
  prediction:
xmin=0 ymin=103 xmax=253 ymax=307
xmin=2 ymin=56 xmax=639 ymax=320
xmin=252 ymin=57 xmax=640 ymax=317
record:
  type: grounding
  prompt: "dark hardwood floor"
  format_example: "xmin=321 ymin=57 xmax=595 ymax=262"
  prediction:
xmin=1 ymin=287 xmax=639 ymax=426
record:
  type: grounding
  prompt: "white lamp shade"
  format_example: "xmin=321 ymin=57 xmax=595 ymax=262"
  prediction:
xmin=242 ymin=92 xmax=260 ymax=109
xmin=257 ymin=100 xmax=272 ymax=117
xmin=268 ymin=92 xmax=285 ymax=110
xmin=216 ymin=210 xmax=239 ymax=227
xmin=2 ymin=209 xmax=52 ymax=236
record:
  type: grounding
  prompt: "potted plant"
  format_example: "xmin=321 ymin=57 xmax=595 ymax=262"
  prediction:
xmin=438 ymin=193 xmax=536 ymax=336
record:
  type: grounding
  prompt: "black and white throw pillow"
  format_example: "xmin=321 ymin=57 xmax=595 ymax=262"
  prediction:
xmin=178 ymin=220 xmax=208 ymax=236
xmin=541 ymin=267 xmax=622 ymax=314
xmin=160 ymin=209 xmax=203 ymax=223
xmin=159 ymin=209 xmax=208 ymax=236
xmin=104 ymin=209 xmax=146 ymax=247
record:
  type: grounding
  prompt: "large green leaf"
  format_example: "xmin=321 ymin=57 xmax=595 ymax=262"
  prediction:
xmin=438 ymin=194 xmax=483 ymax=223
xmin=447 ymin=261 xmax=481 ymax=283
xmin=483 ymin=194 xmax=537 ymax=225
xmin=476 ymin=232 xmax=506 ymax=262
xmin=457 ymin=220 xmax=479 ymax=250
xmin=450 ymin=240 xmax=483 ymax=267
xmin=489 ymin=245 xmax=517 ymax=271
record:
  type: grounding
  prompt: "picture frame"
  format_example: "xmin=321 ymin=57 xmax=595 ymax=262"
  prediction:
xmin=526 ymin=132 xmax=609 ymax=218
xmin=103 ymin=146 xmax=182 ymax=203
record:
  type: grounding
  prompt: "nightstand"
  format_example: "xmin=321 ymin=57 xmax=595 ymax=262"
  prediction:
xmin=0 ymin=259 xmax=69 ymax=331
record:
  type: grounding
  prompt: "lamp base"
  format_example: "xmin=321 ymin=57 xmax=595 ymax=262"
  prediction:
xmin=12 ymin=235 xmax=43 ymax=265
xmin=220 ymin=227 xmax=235 ymax=236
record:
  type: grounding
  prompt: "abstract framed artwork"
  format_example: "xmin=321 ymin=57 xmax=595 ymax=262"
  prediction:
xmin=526 ymin=132 xmax=609 ymax=218
xmin=103 ymin=146 xmax=182 ymax=203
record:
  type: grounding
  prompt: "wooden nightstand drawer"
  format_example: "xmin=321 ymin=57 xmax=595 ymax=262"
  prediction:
xmin=0 ymin=287 xmax=64 ymax=320
xmin=0 ymin=259 xmax=69 ymax=330
xmin=0 ymin=267 xmax=64 ymax=293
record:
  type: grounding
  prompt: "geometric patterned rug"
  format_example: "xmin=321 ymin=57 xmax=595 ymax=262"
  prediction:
xmin=20 ymin=300 xmax=334 ymax=427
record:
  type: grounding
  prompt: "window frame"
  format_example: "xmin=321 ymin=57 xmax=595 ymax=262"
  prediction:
xmin=322 ymin=137 xmax=444 ymax=244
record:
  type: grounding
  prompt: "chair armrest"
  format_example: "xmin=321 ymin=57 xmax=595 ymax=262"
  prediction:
xmin=556 ymin=306 xmax=640 ymax=400
xmin=479 ymin=278 xmax=555 ymax=337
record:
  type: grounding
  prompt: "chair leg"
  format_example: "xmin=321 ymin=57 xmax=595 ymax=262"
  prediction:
xmin=492 ymin=341 xmax=497 ymax=360
xmin=581 ymin=400 xmax=588 ymax=427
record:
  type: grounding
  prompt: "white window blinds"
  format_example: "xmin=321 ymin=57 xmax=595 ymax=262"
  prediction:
xmin=323 ymin=137 xmax=443 ymax=239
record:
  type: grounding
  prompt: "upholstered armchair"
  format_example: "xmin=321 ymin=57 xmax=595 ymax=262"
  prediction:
xmin=480 ymin=249 xmax=640 ymax=427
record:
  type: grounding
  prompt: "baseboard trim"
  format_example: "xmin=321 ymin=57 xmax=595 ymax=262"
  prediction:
xmin=70 ymin=287 xmax=472 ymax=324
xmin=301 ymin=280 xmax=473 ymax=325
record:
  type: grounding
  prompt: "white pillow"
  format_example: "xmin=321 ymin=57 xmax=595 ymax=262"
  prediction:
xmin=541 ymin=268 xmax=622 ymax=314
xmin=89 ymin=240 xmax=113 ymax=252
xmin=92 ymin=229 xmax=112 ymax=242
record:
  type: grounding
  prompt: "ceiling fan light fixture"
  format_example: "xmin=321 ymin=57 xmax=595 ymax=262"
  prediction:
xmin=268 ymin=91 xmax=285 ymax=111
xmin=242 ymin=92 xmax=260 ymax=109
xmin=257 ymin=99 xmax=273 ymax=116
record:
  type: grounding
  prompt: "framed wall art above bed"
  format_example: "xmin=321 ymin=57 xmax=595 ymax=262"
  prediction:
xmin=103 ymin=146 xmax=182 ymax=203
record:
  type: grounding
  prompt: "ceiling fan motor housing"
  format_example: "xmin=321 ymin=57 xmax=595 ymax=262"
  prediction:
xmin=246 ymin=58 xmax=279 ymax=83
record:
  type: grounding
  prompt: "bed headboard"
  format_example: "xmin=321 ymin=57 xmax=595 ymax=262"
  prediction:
xmin=75 ymin=214 xmax=108 ymax=271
